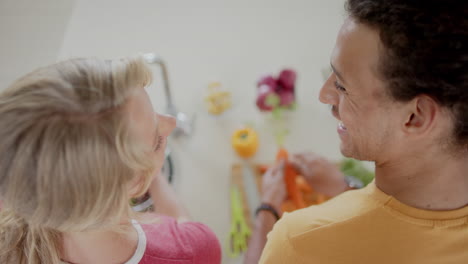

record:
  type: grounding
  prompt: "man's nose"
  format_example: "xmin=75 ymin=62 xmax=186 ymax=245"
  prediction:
xmin=319 ymin=75 xmax=338 ymax=106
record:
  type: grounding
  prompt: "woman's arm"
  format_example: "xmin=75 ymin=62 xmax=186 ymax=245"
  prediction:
xmin=148 ymin=174 xmax=191 ymax=220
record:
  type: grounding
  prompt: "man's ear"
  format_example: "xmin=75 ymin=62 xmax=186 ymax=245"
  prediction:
xmin=402 ymin=95 xmax=438 ymax=135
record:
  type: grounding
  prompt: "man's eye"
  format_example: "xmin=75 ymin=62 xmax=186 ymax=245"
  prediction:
xmin=334 ymin=81 xmax=346 ymax=92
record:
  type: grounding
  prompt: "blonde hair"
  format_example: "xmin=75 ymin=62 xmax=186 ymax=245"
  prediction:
xmin=0 ymin=56 xmax=156 ymax=263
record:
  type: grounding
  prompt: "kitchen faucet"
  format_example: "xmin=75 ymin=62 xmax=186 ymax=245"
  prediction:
xmin=143 ymin=53 xmax=195 ymax=138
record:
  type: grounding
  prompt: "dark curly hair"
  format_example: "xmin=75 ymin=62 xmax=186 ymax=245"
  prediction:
xmin=346 ymin=0 xmax=468 ymax=148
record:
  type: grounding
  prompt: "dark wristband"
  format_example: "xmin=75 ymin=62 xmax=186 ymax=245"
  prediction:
xmin=255 ymin=203 xmax=280 ymax=221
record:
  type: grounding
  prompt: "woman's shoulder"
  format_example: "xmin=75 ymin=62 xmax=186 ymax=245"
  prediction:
xmin=139 ymin=214 xmax=221 ymax=264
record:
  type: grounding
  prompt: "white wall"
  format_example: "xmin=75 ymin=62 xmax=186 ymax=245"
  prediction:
xmin=0 ymin=0 xmax=74 ymax=89
xmin=59 ymin=0 xmax=346 ymax=114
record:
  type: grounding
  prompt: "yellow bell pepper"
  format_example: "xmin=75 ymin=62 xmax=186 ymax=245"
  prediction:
xmin=232 ymin=127 xmax=259 ymax=158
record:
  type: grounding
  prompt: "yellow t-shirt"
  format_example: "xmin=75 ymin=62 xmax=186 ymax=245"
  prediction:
xmin=259 ymin=182 xmax=468 ymax=264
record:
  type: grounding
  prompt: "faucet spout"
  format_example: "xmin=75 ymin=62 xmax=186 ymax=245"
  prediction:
xmin=143 ymin=53 xmax=174 ymax=109
xmin=143 ymin=53 xmax=195 ymax=138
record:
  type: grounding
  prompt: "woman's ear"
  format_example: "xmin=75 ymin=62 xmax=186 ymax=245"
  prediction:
xmin=402 ymin=95 xmax=438 ymax=135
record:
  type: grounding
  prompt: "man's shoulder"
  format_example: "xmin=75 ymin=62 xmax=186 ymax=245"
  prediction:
xmin=277 ymin=185 xmax=384 ymax=238
xmin=261 ymin=185 xmax=391 ymax=264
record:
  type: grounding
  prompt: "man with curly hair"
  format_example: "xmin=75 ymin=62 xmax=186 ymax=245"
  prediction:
xmin=249 ymin=0 xmax=468 ymax=263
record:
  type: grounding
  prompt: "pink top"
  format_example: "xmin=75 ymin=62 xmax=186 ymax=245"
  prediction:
xmin=138 ymin=215 xmax=221 ymax=264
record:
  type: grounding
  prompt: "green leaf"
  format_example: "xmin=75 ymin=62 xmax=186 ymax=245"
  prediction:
xmin=340 ymin=158 xmax=375 ymax=186
xmin=265 ymin=93 xmax=280 ymax=108
xmin=272 ymin=107 xmax=282 ymax=119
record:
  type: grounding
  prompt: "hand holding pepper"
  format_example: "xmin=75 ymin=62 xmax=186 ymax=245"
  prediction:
xmin=290 ymin=152 xmax=349 ymax=197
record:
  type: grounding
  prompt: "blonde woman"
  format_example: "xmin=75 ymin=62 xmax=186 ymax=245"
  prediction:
xmin=0 ymin=57 xmax=221 ymax=264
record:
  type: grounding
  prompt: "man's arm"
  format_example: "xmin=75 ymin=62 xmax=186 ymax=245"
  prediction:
xmin=244 ymin=211 xmax=278 ymax=264
xmin=290 ymin=153 xmax=349 ymax=197
xmin=244 ymin=161 xmax=286 ymax=264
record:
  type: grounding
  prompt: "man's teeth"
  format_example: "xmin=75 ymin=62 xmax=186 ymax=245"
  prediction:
xmin=339 ymin=122 xmax=347 ymax=130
